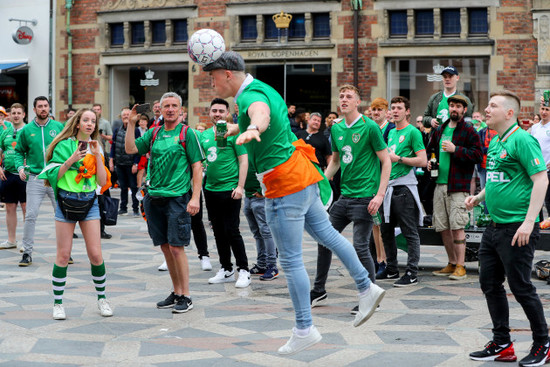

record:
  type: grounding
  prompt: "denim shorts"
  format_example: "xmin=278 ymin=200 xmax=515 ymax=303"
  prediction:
xmin=55 ymin=189 xmax=100 ymax=223
xmin=143 ymin=193 xmax=191 ymax=247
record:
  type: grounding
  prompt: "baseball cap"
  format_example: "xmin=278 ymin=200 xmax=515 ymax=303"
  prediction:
xmin=0 ymin=106 xmax=7 ymax=116
xmin=448 ymin=94 xmax=469 ymax=107
xmin=441 ymin=65 xmax=459 ymax=76
xmin=203 ymin=51 xmax=245 ymax=72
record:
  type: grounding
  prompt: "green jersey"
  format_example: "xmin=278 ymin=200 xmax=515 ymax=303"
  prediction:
xmin=14 ymin=119 xmax=64 ymax=174
xmin=387 ymin=124 xmax=425 ymax=180
xmin=200 ymin=127 xmax=247 ymax=192
xmin=436 ymin=125 xmax=456 ymax=185
xmin=0 ymin=125 xmax=24 ymax=174
xmin=244 ymin=159 xmax=262 ymax=198
xmin=331 ymin=115 xmax=387 ymax=197
xmin=436 ymin=93 xmax=452 ymax=123
xmin=485 ymin=125 xmax=546 ymax=224
xmin=135 ymin=124 xmax=204 ymax=197
xmin=235 ymin=77 xmax=296 ymax=173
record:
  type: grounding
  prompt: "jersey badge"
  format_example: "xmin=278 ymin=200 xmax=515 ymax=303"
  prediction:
xmin=49 ymin=130 xmax=57 ymax=138
xmin=399 ymin=135 xmax=405 ymax=143
xmin=352 ymin=133 xmax=360 ymax=143
xmin=499 ymin=149 xmax=507 ymax=159
xmin=338 ymin=136 xmax=343 ymax=140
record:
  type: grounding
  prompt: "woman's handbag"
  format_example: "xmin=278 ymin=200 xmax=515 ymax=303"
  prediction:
xmin=99 ymin=195 xmax=119 ymax=226
xmin=58 ymin=194 xmax=97 ymax=221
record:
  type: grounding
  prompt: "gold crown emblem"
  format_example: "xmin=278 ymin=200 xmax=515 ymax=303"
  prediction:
xmin=273 ymin=11 xmax=292 ymax=29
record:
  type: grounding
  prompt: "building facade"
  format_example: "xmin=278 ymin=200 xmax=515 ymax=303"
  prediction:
xmin=54 ymin=0 xmax=542 ymax=124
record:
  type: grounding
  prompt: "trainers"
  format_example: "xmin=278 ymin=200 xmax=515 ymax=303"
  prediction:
xmin=208 ymin=268 xmax=235 ymax=284
xmin=157 ymin=292 xmax=178 ymax=308
xmin=158 ymin=261 xmax=168 ymax=271
xmin=449 ymin=264 xmax=467 ymax=280
xmin=469 ymin=341 xmax=517 ymax=362
xmin=249 ymin=264 xmax=266 ymax=276
xmin=98 ymin=298 xmax=113 ymax=317
xmin=310 ymin=290 xmax=328 ymax=307
xmin=519 ymin=343 xmax=550 ymax=367
xmin=393 ymin=271 xmax=418 ymax=287
xmin=375 ymin=261 xmax=387 ymax=277
xmin=200 ymin=256 xmax=212 ymax=271
xmin=235 ymin=269 xmax=251 ymax=288
xmin=0 ymin=240 xmax=17 ymax=249
xmin=260 ymin=266 xmax=279 ymax=281
xmin=53 ymin=304 xmax=66 ymax=320
xmin=277 ymin=326 xmax=322 ymax=355
xmin=101 ymin=232 xmax=112 ymax=239
xmin=73 ymin=233 xmax=78 ymax=239
xmin=18 ymin=253 xmax=32 ymax=267
xmin=172 ymin=296 xmax=193 ymax=313
xmin=433 ymin=263 xmax=456 ymax=277
xmin=375 ymin=268 xmax=399 ymax=280
xmin=68 ymin=257 xmax=74 ymax=265
xmin=118 ymin=210 xmax=127 ymax=215
xmin=354 ymin=283 xmax=385 ymax=327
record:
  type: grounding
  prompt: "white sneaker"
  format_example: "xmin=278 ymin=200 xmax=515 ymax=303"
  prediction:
xmin=277 ymin=326 xmax=322 ymax=355
xmin=201 ymin=256 xmax=212 ymax=271
xmin=53 ymin=304 xmax=66 ymax=320
xmin=208 ymin=268 xmax=235 ymax=284
xmin=0 ymin=240 xmax=17 ymax=249
xmin=235 ymin=269 xmax=251 ymax=288
xmin=98 ymin=298 xmax=113 ymax=317
xmin=353 ymin=283 xmax=385 ymax=327
xmin=158 ymin=261 xmax=168 ymax=271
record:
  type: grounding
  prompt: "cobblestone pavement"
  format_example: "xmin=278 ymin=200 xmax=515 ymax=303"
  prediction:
xmin=0 ymin=193 xmax=549 ymax=366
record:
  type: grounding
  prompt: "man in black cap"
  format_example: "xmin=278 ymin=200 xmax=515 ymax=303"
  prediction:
xmin=423 ymin=65 xmax=473 ymax=129
xmin=427 ymin=94 xmax=482 ymax=280
xmin=203 ymin=51 xmax=384 ymax=355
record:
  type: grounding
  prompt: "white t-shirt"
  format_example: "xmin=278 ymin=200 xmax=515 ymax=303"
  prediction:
xmin=531 ymin=121 xmax=550 ymax=170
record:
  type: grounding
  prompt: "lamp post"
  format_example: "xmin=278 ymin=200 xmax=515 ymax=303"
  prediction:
xmin=351 ymin=0 xmax=362 ymax=88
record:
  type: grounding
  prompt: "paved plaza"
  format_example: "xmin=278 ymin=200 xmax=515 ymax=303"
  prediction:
xmin=0 ymin=191 xmax=549 ymax=366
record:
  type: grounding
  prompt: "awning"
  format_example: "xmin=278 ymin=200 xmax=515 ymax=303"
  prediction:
xmin=0 ymin=62 xmax=28 ymax=74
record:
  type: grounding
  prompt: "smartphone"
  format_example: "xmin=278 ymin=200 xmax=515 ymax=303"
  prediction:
xmin=99 ymin=129 xmax=104 ymax=134
xmin=136 ymin=103 xmax=151 ymax=114
xmin=78 ymin=141 xmax=88 ymax=152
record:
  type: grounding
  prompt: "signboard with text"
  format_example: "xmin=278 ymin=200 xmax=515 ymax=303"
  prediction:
xmin=12 ymin=26 xmax=33 ymax=45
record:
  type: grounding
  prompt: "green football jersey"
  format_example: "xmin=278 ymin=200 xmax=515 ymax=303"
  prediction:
xmin=485 ymin=125 xmax=546 ymax=224
xmin=436 ymin=125 xmax=456 ymax=185
xmin=387 ymin=124 xmax=425 ymax=180
xmin=14 ymin=119 xmax=64 ymax=174
xmin=0 ymin=125 xmax=24 ymax=174
xmin=136 ymin=124 xmax=204 ymax=197
xmin=331 ymin=115 xmax=387 ymax=197
xmin=200 ymin=127 xmax=247 ymax=192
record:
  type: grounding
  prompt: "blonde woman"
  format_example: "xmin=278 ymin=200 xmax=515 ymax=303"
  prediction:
xmin=39 ymin=108 xmax=112 ymax=320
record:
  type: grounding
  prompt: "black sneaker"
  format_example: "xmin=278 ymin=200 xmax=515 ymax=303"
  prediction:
xmin=310 ymin=290 xmax=327 ymax=307
xmin=101 ymin=232 xmax=112 ymax=239
xmin=469 ymin=340 xmax=517 ymax=362
xmin=250 ymin=264 xmax=266 ymax=276
xmin=19 ymin=253 xmax=32 ymax=267
xmin=375 ymin=268 xmax=399 ymax=280
xmin=393 ymin=271 xmax=418 ymax=287
xmin=73 ymin=233 xmax=78 ymax=239
xmin=259 ymin=266 xmax=279 ymax=281
xmin=68 ymin=257 xmax=74 ymax=265
xmin=118 ymin=210 xmax=128 ymax=215
xmin=519 ymin=343 xmax=550 ymax=366
xmin=172 ymin=296 xmax=193 ymax=314
xmin=156 ymin=292 xmax=178 ymax=309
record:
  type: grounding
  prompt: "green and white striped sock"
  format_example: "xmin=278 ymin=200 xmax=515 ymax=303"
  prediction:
xmin=52 ymin=264 xmax=68 ymax=305
xmin=91 ymin=262 xmax=107 ymax=300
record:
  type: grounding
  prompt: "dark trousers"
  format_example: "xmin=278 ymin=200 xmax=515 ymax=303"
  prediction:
xmin=313 ymin=196 xmax=376 ymax=293
xmin=116 ymin=165 xmax=138 ymax=212
xmin=191 ymin=190 xmax=209 ymax=258
xmin=479 ymin=222 xmax=548 ymax=344
xmin=204 ymin=189 xmax=248 ymax=271
xmin=380 ymin=186 xmax=421 ymax=276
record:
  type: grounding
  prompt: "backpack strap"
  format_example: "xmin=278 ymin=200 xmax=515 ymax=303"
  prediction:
xmin=179 ymin=124 xmax=189 ymax=150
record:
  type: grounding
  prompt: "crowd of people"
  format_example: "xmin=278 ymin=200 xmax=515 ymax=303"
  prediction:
xmin=0 ymin=56 xmax=549 ymax=364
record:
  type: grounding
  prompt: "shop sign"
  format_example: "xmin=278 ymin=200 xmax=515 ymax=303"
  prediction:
xmin=140 ymin=69 xmax=159 ymax=87
xmin=427 ymin=65 xmax=444 ymax=82
xmin=12 ymin=26 xmax=34 ymax=45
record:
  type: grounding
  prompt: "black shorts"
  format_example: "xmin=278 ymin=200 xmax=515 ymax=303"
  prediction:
xmin=0 ymin=171 xmax=27 ymax=204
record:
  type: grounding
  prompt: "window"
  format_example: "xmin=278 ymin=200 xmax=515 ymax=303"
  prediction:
xmin=173 ymin=20 xmax=188 ymax=43
xmin=389 ymin=11 xmax=407 ymax=37
xmin=469 ymin=8 xmax=488 ymax=35
xmin=152 ymin=20 xmax=166 ymax=44
xmin=241 ymin=16 xmax=257 ymax=40
xmin=416 ymin=10 xmax=434 ymax=36
xmin=313 ymin=13 xmax=330 ymax=38
xmin=110 ymin=23 xmax=124 ymax=46
xmin=442 ymin=9 xmax=460 ymax=35
xmin=289 ymin=14 xmax=306 ymax=39
xmin=131 ymin=22 xmax=145 ymax=45
xmin=265 ymin=15 xmax=278 ymax=40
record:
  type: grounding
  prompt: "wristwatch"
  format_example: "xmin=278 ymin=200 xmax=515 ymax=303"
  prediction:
xmin=398 ymin=156 xmax=403 ymax=163
xmin=247 ymin=124 xmax=259 ymax=132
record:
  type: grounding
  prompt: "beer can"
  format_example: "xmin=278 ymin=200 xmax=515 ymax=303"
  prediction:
xmin=216 ymin=120 xmax=227 ymax=148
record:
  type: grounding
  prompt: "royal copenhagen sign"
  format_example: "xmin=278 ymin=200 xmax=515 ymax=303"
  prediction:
xmin=12 ymin=26 xmax=34 ymax=45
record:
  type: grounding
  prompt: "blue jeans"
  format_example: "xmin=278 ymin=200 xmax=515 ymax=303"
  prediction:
xmin=244 ymin=196 xmax=277 ymax=268
xmin=265 ymin=184 xmax=371 ymax=329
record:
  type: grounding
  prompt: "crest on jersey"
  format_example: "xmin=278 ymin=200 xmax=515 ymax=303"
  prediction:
xmin=352 ymin=133 xmax=360 ymax=143
xmin=399 ymin=135 xmax=405 ymax=143
xmin=500 ymin=149 xmax=507 ymax=159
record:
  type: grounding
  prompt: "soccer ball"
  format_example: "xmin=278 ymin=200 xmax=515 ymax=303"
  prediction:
xmin=187 ymin=29 xmax=226 ymax=66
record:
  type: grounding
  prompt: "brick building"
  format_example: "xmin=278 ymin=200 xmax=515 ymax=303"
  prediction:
xmin=53 ymin=0 xmax=543 ymax=125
